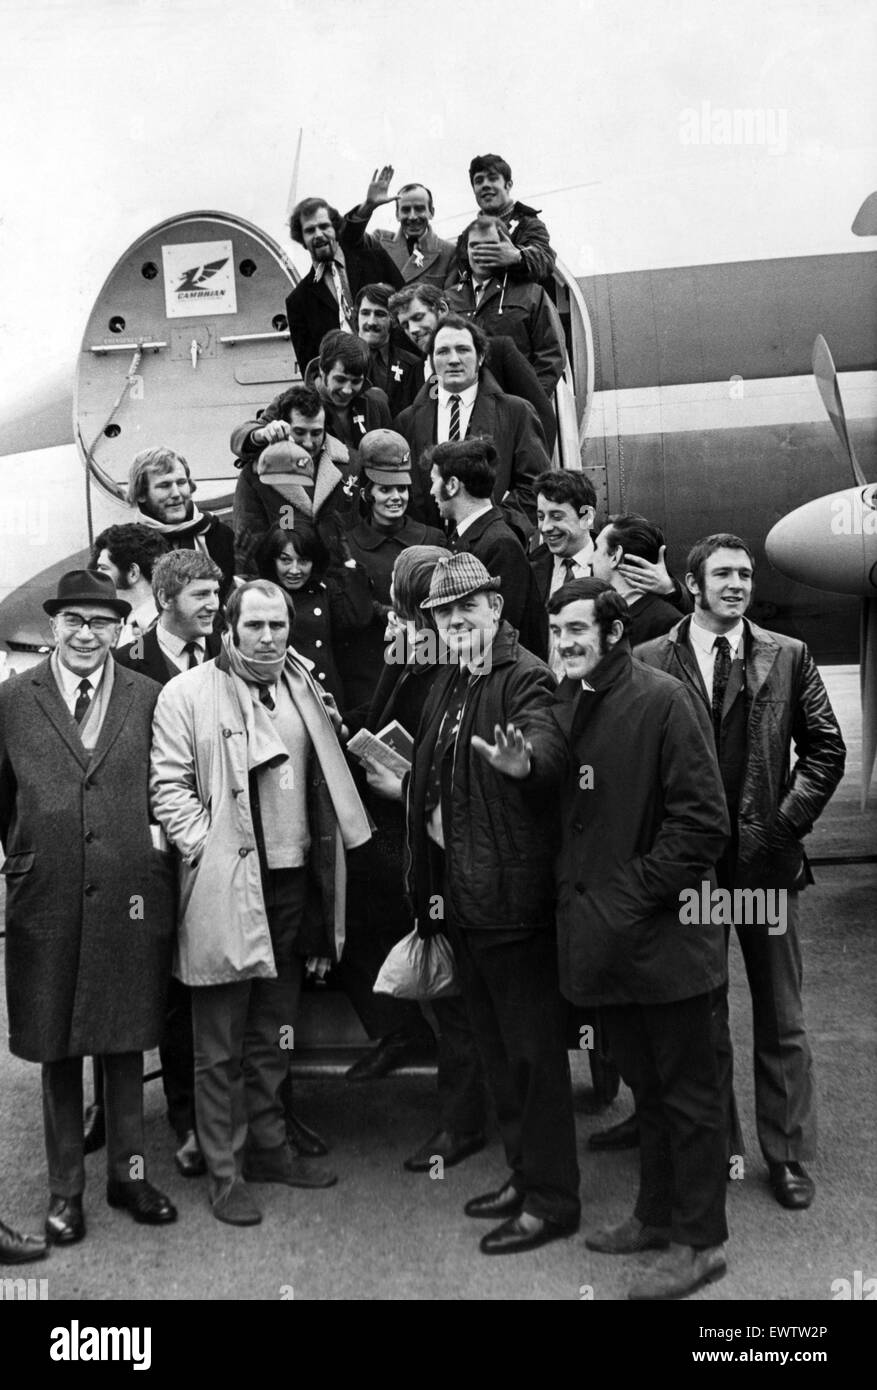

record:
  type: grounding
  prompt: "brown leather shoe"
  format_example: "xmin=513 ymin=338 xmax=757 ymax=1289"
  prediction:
xmin=585 ymin=1214 xmax=671 ymax=1254
xmin=480 ymin=1212 xmax=579 ymax=1256
xmin=628 ymin=1242 xmax=727 ymax=1300
xmin=464 ymin=1180 xmax=524 ymax=1220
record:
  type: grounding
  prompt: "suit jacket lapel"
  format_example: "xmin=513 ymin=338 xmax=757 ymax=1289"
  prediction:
xmin=87 ymin=670 xmax=136 ymax=777
xmin=466 ymin=386 xmax=494 ymax=439
xmin=30 ymin=665 xmax=90 ymax=770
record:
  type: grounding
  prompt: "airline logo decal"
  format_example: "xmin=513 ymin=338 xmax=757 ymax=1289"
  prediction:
xmin=162 ymin=240 xmax=237 ymax=317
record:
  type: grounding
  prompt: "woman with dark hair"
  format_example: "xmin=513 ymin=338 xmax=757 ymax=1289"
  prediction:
xmin=337 ymin=430 xmax=447 ymax=713
xmin=254 ymin=522 xmax=372 ymax=715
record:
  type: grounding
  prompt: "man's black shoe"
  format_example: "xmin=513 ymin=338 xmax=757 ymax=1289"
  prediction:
xmin=83 ymin=1103 xmax=106 ymax=1154
xmin=285 ymin=1111 xmax=329 ymax=1157
xmin=768 ymin=1161 xmax=815 ymax=1210
xmin=45 ymin=1195 xmax=85 ymax=1246
xmin=1 ymin=1217 xmax=49 ymax=1264
xmin=464 ymin=1180 xmax=524 ymax=1220
xmin=174 ymin=1130 xmax=207 ymax=1178
xmin=403 ymin=1129 xmax=486 ymax=1172
xmin=588 ymin=1113 xmax=640 ymax=1151
xmin=480 ymin=1212 xmax=579 ymax=1256
xmin=106 ymin=1179 xmax=178 ymax=1225
xmin=345 ymin=1031 xmax=436 ymax=1082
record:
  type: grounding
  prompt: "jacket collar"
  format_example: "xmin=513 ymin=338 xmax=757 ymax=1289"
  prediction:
xmin=29 ymin=656 xmax=136 ymax=773
xmin=551 ymin=641 xmax=631 ymax=740
xmin=350 ymin=515 xmax=422 ymax=550
xmin=667 ymin=612 xmax=781 ymax=702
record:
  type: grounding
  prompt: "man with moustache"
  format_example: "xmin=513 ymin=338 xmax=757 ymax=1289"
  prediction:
xmin=635 ymin=534 xmax=846 ymax=1210
xmin=354 ymin=283 xmax=422 ymax=414
xmin=285 ymin=193 xmax=403 ymax=375
xmin=550 ymin=577 xmax=731 ymax=1300
xmin=150 ymin=580 xmax=371 ymax=1225
xmin=344 ymin=166 xmax=458 ymax=288
xmin=389 ymin=284 xmax=557 ymax=449
xmin=127 ymin=447 xmax=235 ymax=601
xmin=0 ymin=570 xmax=177 ymax=1245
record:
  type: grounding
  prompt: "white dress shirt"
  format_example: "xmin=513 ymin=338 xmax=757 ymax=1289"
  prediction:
xmin=688 ymin=618 xmax=745 ymax=701
xmin=155 ymin=625 xmax=206 ymax=675
xmin=549 ymin=538 xmax=595 ymax=595
xmin=436 ymin=381 xmax=479 ymax=443
xmin=455 ymin=500 xmax=494 ymax=538
xmin=55 ymin=659 xmax=106 ymax=717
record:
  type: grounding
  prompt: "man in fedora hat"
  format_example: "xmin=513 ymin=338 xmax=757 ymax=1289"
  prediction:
xmin=388 ymin=552 xmax=580 ymax=1254
xmin=0 ymin=570 xmax=178 ymax=1246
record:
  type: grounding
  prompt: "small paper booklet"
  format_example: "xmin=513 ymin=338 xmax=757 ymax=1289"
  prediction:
xmin=347 ymin=720 xmax=414 ymax=777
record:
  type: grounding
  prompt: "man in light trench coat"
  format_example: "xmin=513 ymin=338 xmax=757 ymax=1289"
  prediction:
xmin=150 ymin=579 xmax=371 ymax=1226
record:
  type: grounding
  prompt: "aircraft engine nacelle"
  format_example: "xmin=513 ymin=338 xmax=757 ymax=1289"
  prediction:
xmin=765 ymin=484 xmax=877 ymax=598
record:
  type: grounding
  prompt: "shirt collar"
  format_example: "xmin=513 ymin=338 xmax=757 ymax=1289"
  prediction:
xmin=156 ymin=624 xmax=204 ymax=658
xmin=312 ymin=245 xmax=347 ymax=283
xmin=552 ymin=538 xmax=594 ymax=573
xmin=438 ymin=381 xmax=479 ymax=408
xmin=56 ymin=658 xmax=106 ymax=697
xmin=455 ymin=500 xmax=494 ymax=537
xmin=689 ymin=617 xmax=745 ymax=658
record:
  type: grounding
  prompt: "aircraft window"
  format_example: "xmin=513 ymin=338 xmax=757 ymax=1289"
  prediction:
xmin=240 ymin=259 xmax=257 ymax=277
xmin=109 ymin=316 xmax=126 ymax=334
xmin=141 ymin=262 xmax=158 ymax=280
xmin=104 ymin=424 xmax=121 ymax=438
xmin=272 ymin=315 xmax=288 ymax=333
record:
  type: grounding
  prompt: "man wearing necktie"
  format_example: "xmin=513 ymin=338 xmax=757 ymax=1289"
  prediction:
xmin=286 ymin=195 xmax=403 ymax=378
xmin=0 ymin=570 xmax=177 ymax=1246
xmin=343 ymin=167 xmax=458 ymax=289
xmin=636 ymin=534 xmax=846 ymax=1213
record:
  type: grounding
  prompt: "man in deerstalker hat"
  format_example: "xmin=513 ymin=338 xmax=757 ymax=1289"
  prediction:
xmin=397 ymin=552 xmax=580 ymax=1254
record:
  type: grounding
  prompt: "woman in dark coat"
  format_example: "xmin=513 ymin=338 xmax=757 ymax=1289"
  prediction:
xmin=337 ymin=432 xmax=447 ymax=714
xmin=254 ymin=522 xmax=373 ymax=717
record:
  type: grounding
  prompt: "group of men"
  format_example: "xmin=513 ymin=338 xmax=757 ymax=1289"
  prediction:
xmin=0 ymin=151 xmax=848 ymax=1301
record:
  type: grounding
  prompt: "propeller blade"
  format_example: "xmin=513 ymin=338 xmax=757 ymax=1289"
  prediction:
xmin=852 ymin=191 xmax=877 ymax=237
xmin=812 ymin=334 xmax=868 ymax=487
xmin=285 ymin=128 xmax=303 ymax=222
xmin=861 ymin=598 xmax=877 ymax=809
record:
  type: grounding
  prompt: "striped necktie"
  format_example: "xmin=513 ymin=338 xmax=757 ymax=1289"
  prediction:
xmin=448 ymin=394 xmax=461 ymax=442
xmin=74 ymin=678 xmax=92 ymax=725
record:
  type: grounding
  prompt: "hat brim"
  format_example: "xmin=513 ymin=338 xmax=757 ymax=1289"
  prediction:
xmin=43 ymin=595 xmax=131 ymax=619
xmin=420 ymin=576 xmax=502 ymax=609
xmin=261 ymin=471 xmax=315 ymax=489
xmin=364 ymin=466 xmax=412 ymax=485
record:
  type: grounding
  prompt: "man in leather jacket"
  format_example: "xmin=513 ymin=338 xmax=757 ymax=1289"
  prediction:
xmin=636 ymin=533 xmax=846 ymax=1213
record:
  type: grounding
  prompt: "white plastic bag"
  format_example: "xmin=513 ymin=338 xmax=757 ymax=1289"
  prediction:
xmin=373 ymin=927 xmax=460 ymax=1000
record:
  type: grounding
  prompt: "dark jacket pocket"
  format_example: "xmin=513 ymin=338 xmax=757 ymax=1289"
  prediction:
xmin=1 ymin=851 xmax=35 ymax=875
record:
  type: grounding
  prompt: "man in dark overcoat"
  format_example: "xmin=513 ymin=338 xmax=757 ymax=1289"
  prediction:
xmin=549 ymin=578 xmax=731 ymax=1300
xmin=0 ymin=570 xmax=177 ymax=1245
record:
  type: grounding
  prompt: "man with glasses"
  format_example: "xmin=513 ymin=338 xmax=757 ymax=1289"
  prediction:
xmin=0 ymin=570 xmax=177 ymax=1247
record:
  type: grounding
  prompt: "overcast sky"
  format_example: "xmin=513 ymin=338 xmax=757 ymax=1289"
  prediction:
xmin=1 ymin=0 xmax=875 ymax=400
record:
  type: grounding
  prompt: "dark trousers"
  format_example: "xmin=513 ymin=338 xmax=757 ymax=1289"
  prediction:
xmin=191 ymin=868 xmax=306 ymax=1184
xmin=160 ymin=976 xmax=197 ymax=1141
xmin=42 ymin=1052 xmax=144 ymax=1198
xmin=432 ymin=992 xmax=487 ymax=1134
xmin=452 ymin=926 xmax=581 ymax=1226
xmin=716 ymin=890 xmax=816 ymax=1163
xmin=603 ymin=992 xmax=729 ymax=1248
